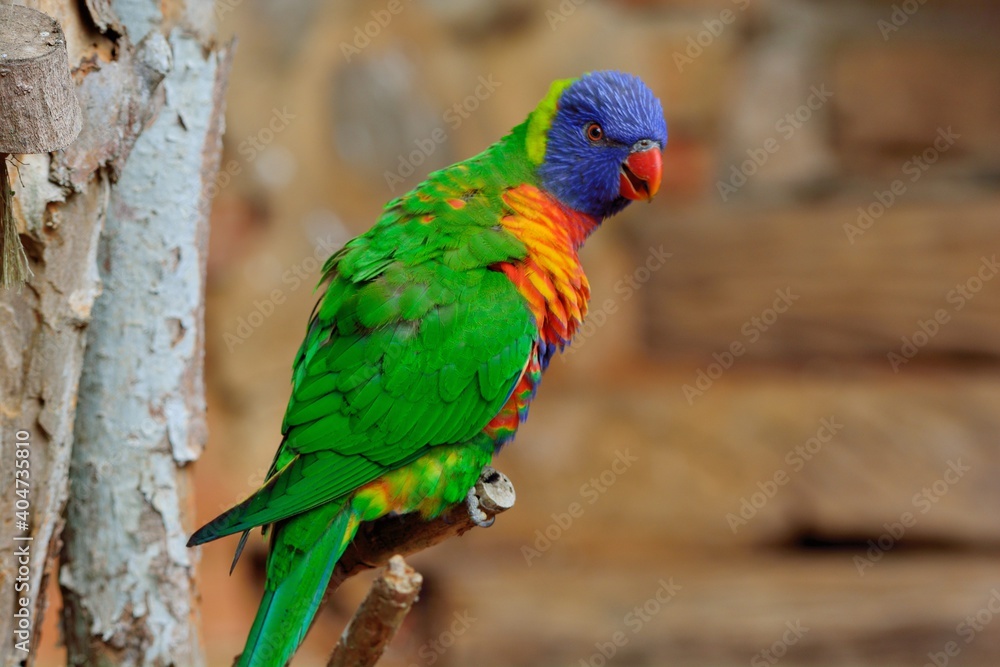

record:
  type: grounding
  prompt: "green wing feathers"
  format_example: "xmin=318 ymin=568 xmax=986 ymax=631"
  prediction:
xmin=189 ymin=148 xmax=540 ymax=548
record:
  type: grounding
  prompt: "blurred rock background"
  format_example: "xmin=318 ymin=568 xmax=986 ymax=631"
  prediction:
xmin=42 ymin=0 xmax=1000 ymax=665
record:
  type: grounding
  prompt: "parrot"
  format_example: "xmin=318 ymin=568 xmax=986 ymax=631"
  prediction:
xmin=188 ymin=70 xmax=667 ymax=666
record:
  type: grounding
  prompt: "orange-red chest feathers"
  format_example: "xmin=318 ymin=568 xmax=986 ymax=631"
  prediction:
xmin=494 ymin=184 xmax=599 ymax=356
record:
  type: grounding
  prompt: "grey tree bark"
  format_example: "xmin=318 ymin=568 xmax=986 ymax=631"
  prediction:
xmin=0 ymin=1 xmax=229 ymax=666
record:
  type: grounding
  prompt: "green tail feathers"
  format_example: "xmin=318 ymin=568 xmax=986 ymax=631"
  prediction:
xmin=236 ymin=502 xmax=360 ymax=667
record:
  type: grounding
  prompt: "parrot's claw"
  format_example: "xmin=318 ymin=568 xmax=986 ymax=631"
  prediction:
xmin=466 ymin=488 xmax=495 ymax=528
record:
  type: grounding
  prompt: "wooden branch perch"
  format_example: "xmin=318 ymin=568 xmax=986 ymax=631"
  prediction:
xmin=325 ymin=555 xmax=423 ymax=667
xmin=327 ymin=466 xmax=516 ymax=594
xmin=234 ymin=468 xmax=515 ymax=666
xmin=320 ymin=469 xmax=515 ymax=666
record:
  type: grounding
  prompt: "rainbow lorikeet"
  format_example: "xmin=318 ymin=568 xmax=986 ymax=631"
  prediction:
xmin=188 ymin=70 xmax=667 ymax=666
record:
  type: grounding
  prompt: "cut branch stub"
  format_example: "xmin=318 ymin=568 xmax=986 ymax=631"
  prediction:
xmin=0 ymin=4 xmax=82 ymax=154
xmin=0 ymin=5 xmax=82 ymax=288
xmin=475 ymin=466 xmax=516 ymax=512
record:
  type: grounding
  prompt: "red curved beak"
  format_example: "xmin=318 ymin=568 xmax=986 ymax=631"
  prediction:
xmin=619 ymin=144 xmax=663 ymax=201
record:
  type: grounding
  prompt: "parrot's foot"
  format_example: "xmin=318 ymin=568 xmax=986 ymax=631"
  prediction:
xmin=466 ymin=487 xmax=495 ymax=528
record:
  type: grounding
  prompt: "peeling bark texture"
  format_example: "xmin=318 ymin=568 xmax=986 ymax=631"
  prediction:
xmin=59 ymin=29 xmax=231 ymax=667
xmin=0 ymin=1 xmax=229 ymax=666
xmin=0 ymin=167 xmax=108 ymax=667
xmin=326 ymin=556 xmax=424 ymax=667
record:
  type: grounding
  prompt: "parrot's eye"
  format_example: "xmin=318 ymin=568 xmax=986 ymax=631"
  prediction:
xmin=585 ymin=122 xmax=604 ymax=142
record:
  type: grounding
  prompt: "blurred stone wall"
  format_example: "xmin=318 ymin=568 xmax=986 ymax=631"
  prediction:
xmin=189 ymin=1 xmax=1000 ymax=665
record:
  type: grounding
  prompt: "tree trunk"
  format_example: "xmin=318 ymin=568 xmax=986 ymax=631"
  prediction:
xmin=0 ymin=163 xmax=107 ymax=667
xmin=0 ymin=2 xmax=229 ymax=666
